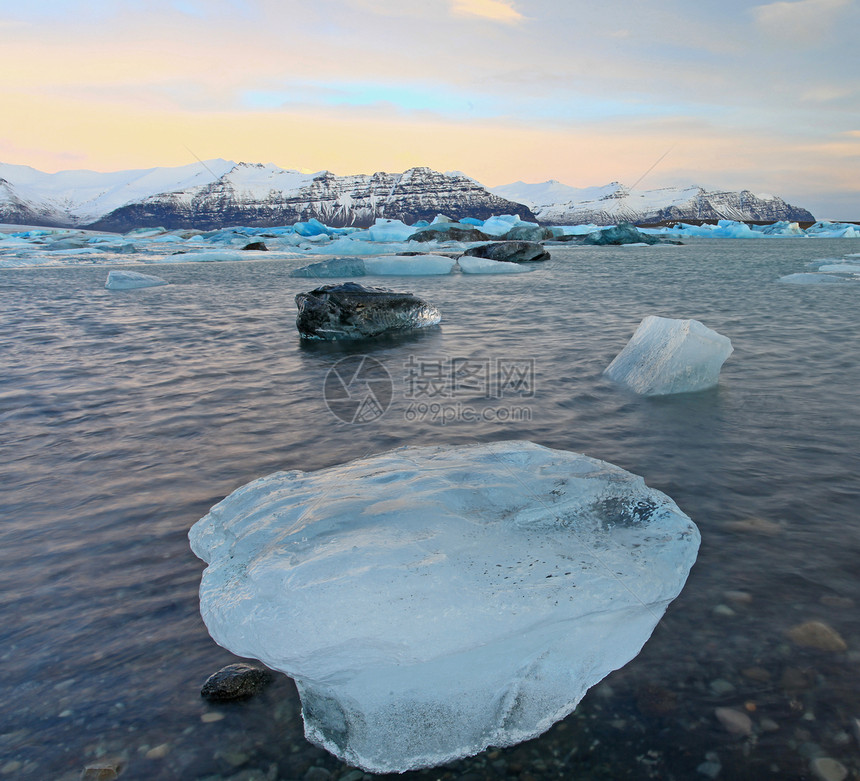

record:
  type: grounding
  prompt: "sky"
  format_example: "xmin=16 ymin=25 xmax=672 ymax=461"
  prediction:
xmin=1 ymin=0 xmax=858 ymax=218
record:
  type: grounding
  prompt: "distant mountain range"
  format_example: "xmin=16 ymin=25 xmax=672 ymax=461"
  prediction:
xmin=489 ymin=180 xmax=815 ymax=225
xmin=0 ymin=160 xmax=815 ymax=230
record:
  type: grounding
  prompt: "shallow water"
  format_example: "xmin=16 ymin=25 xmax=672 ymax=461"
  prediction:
xmin=2 ymin=239 xmax=859 ymax=780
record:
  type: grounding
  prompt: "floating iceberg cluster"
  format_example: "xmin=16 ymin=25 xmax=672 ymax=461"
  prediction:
xmin=189 ymin=441 xmax=700 ymax=773
xmin=1 ymin=214 xmax=857 ymax=269
xmin=604 ymin=316 xmax=733 ymax=396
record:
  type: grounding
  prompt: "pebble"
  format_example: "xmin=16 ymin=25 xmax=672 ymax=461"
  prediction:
xmin=715 ymin=707 xmax=753 ymax=736
xmin=339 ymin=771 xmax=365 ymax=781
xmin=303 ymin=767 xmax=332 ymax=781
xmin=145 ymin=743 xmax=170 ymax=759
xmin=820 ymin=595 xmax=854 ymax=608
xmin=741 ymin=666 xmax=771 ymax=682
xmin=80 ymin=763 xmax=122 ymax=780
xmin=0 ymin=762 xmax=22 ymax=775
xmin=713 ymin=604 xmax=736 ymax=617
xmin=696 ymin=760 xmax=722 ymax=779
xmin=787 ymin=621 xmax=847 ymax=651
xmin=201 ymin=712 xmax=225 ymax=723
xmin=710 ymin=679 xmax=736 ymax=696
xmin=810 ymin=757 xmax=848 ymax=781
xmin=201 ymin=663 xmax=274 ymax=701
xmin=724 ymin=517 xmax=781 ymax=535
xmin=723 ymin=590 xmax=753 ymax=604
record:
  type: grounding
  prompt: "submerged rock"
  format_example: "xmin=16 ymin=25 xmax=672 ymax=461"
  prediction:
xmin=295 ymin=282 xmax=441 ymax=340
xmin=189 ymin=441 xmax=700 ymax=773
xmin=462 ymin=241 xmax=550 ymax=263
xmin=604 ymin=316 xmax=733 ymax=396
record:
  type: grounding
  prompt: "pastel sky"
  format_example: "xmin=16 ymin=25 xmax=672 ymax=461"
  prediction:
xmin=1 ymin=0 xmax=858 ymax=217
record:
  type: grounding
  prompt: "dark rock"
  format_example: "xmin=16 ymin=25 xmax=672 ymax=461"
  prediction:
xmin=462 ymin=241 xmax=550 ymax=263
xmin=201 ymin=663 xmax=274 ymax=702
xmin=408 ymin=225 xmax=493 ymax=243
xmin=242 ymin=241 xmax=268 ymax=251
xmin=582 ymin=223 xmax=662 ymax=245
xmin=295 ymin=283 xmax=441 ymax=340
xmin=500 ymin=224 xmax=553 ymax=241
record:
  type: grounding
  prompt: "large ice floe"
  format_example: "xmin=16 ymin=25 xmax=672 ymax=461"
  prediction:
xmin=604 ymin=316 xmax=733 ymax=396
xmin=189 ymin=441 xmax=700 ymax=773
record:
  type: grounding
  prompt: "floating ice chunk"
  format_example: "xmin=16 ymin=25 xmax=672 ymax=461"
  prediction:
xmin=604 ymin=316 xmax=733 ymax=396
xmin=367 ymin=218 xmax=417 ymax=242
xmin=458 ymin=256 xmax=535 ymax=274
xmin=290 ymin=257 xmax=368 ymax=278
xmin=364 ymin=255 xmax=456 ymax=275
xmin=779 ymin=273 xmax=848 ymax=285
xmin=105 ymin=270 xmax=168 ymax=290
xmin=818 ymin=263 xmax=860 ymax=274
xmin=189 ymin=441 xmax=699 ymax=773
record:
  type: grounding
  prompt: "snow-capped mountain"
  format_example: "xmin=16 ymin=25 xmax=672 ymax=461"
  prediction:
xmin=0 ymin=161 xmax=535 ymax=230
xmin=490 ymin=180 xmax=815 ymax=225
xmin=0 ymin=160 xmax=816 ymax=230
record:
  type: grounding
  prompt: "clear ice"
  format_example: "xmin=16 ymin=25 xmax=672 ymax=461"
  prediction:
xmin=189 ymin=441 xmax=700 ymax=773
xmin=604 ymin=316 xmax=733 ymax=396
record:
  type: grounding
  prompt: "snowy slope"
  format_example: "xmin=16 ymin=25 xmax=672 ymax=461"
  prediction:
xmin=0 ymin=159 xmax=237 ymax=225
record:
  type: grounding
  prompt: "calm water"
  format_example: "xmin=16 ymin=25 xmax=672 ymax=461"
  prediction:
xmin=2 ymin=239 xmax=859 ymax=781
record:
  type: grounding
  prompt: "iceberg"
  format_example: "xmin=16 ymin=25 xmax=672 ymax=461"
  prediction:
xmin=104 ymin=269 xmax=168 ymax=290
xmin=364 ymin=255 xmax=456 ymax=275
xmin=458 ymin=256 xmax=535 ymax=274
xmin=290 ymin=257 xmax=368 ymax=278
xmin=604 ymin=316 xmax=733 ymax=396
xmin=295 ymin=282 xmax=441 ymax=339
xmin=189 ymin=441 xmax=700 ymax=773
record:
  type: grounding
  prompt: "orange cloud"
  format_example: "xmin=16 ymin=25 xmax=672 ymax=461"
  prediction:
xmin=450 ymin=0 xmax=524 ymax=23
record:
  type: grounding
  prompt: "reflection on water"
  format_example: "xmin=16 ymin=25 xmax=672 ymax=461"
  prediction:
xmin=1 ymin=240 xmax=859 ymax=780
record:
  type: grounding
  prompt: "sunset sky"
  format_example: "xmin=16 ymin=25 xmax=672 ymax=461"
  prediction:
xmin=1 ymin=0 xmax=858 ymax=218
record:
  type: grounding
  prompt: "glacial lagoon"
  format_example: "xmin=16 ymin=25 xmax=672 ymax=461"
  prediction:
xmin=2 ymin=237 xmax=860 ymax=780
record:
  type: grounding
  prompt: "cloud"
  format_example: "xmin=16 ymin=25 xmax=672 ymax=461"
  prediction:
xmin=751 ymin=0 xmax=851 ymax=42
xmin=450 ymin=0 xmax=524 ymax=23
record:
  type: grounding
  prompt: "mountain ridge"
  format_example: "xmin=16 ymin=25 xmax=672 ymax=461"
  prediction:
xmin=0 ymin=160 xmax=815 ymax=229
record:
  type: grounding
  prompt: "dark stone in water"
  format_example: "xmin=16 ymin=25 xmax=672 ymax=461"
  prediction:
xmin=295 ymin=282 xmax=441 ymax=340
xmin=242 ymin=241 xmax=268 ymax=251
xmin=463 ymin=240 xmax=550 ymax=263
xmin=201 ymin=662 xmax=274 ymax=701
